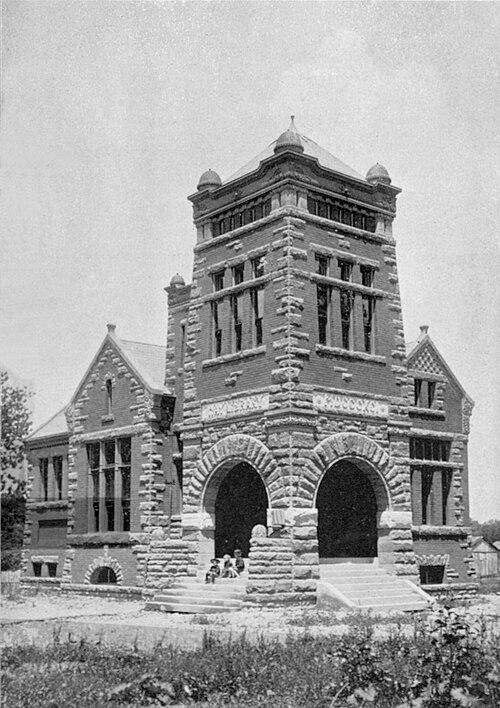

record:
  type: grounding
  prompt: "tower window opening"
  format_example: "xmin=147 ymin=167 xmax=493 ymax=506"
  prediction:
xmin=340 ymin=290 xmax=354 ymax=349
xmin=316 ymin=253 xmax=329 ymax=276
xmin=306 ymin=193 xmax=376 ymax=232
xmin=211 ymin=301 xmax=222 ymax=357
xmin=232 ymin=264 xmax=245 ymax=286
xmin=213 ymin=270 xmax=225 ymax=292
xmin=360 ymin=265 xmax=375 ymax=288
xmin=231 ymin=295 xmax=243 ymax=352
xmin=251 ymin=288 xmax=264 ymax=347
xmin=338 ymin=260 xmax=353 ymax=282
xmin=362 ymin=296 xmax=375 ymax=353
xmin=317 ymin=284 xmax=330 ymax=346
xmin=252 ymin=256 xmax=265 ymax=279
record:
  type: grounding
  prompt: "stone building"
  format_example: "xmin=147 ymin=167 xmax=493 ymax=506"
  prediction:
xmin=23 ymin=120 xmax=477 ymax=603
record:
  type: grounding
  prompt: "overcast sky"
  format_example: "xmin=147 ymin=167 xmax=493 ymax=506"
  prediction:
xmin=2 ymin=1 xmax=499 ymax=521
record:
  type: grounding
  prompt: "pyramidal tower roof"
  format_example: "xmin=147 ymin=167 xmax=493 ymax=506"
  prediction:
xmin=225 ymin=117 xmax=365 ymax=184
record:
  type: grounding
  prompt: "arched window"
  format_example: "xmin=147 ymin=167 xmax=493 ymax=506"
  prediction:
xmin=90 ymin=566 xmax=117 ymax=585
xmin=105 ymin=378 xmax=113 ymax=416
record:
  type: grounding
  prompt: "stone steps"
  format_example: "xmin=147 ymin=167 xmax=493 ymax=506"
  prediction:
xmin=146 ymin=576 xmax=247 ymax=614
xmin=318 ymin=562 xmax=432 ymax=613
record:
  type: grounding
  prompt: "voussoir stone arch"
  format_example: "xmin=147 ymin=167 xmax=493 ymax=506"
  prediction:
xmin=185 ymin=434 xmax=276 ymax=512
xmin=84 ymin=556 xmax=124 ymax=585
xmin=311 ymin=432 xmax=393 ymax=509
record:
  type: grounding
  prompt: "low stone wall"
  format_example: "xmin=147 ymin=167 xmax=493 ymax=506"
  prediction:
xmin=424 ymin=582 xmax=479 ymax=603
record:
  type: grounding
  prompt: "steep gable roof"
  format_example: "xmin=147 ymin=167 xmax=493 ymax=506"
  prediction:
xmin=407 ymin=329 xmax=473 ymax=405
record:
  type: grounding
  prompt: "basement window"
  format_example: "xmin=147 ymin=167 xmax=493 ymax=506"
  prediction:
xmin=419 ymin=565 xmax=445 ymax=585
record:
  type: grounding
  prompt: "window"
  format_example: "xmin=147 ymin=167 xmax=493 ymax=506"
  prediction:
xmin=47 ymin=563 xmax=57 ymax=578
xmin=419 ymin=565 xmax=445 ymax=585
xmin=340 ymin=290 xmax=354 ymax=349
xmin=338 ymin=260 xmax=352 ymax=282
xmin=232 ymin=263 xmax=244 ymax=285
xmin=87 ymin=438 xmax=132 ymax=533
xmin=231 ymin=295 xmax=243 ymax=352
xmin=53 ymin=456 xmax=63 ymax=500
xmin=251 ymin=288 xmax=264 ymax=347
xmin=360 ymin=266 xmax=374 ymax=288
xmin=362 ymin=296 xmax=375 ymax=353
xmin=414 ymin=378 xmax=437 ymax=409
xmin=33 ymin=562 xmax=42 ymax=577
xmin=315 ymin=254 xmax=329 ymax=276
xmin=40 ymin=458 xmax=49 ymax=501
xmin=105 ymin=378 xmax=113 ymax=416
xmin=317 ymin=284 xmax=330 ymax=345
xmin=442 ymin=469 xmax=453 ymax=526
xmin=213 ymin=270 xmax=225 ymax=292
xmin=306 ymin=194 xmax=376 ymax=233
xmin=252 ymin=256 xmax=265 ymax=279
xmin=410 ymin=438 xmax=450 ymax=461
xmin=88 ymin=443 xmax=100 ymax=532
xmin=90 ymin=567 xmax=117 ymax=585
xmin=421 ymin=468 xmax=433 ymax=525
xmin=211 ymin=301 xmax=222 ymax=357
xmin=211 ymin=196 xmax=271 ymax=237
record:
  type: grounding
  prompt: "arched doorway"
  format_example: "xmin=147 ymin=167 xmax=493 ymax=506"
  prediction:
xmin=214 ymin=462 xmax=268 ymax=557
xmin=90 ymin=566 xmax=117 ymax=584
xmin=316 ymin=459 xmax=378 ymax=559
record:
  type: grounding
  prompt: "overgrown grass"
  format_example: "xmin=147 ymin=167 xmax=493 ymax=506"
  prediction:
xmin=2 ymin=609 xmax=499 ymax=707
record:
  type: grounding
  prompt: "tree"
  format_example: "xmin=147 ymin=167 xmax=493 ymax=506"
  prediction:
xmin=471 ymin=518 xmax=500 ymax=545
xmin=1 ymin=369 xmax=32 ymax=493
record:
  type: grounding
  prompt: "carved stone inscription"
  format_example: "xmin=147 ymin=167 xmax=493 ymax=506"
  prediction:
xmin=201 ymin=393 xmax=269 ymax=421
xmin=313 ymin=392 xmax=389 ymax=418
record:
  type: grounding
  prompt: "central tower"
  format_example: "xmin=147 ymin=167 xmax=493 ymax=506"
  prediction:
xmin=164 ymin=119 xmax=415 ymax=601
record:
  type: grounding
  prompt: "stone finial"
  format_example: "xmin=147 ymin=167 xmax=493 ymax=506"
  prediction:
xmin=418 ymin=325 xmax=429 ymax=341
xmin=107 ymin=323 xmax=116 ymax=335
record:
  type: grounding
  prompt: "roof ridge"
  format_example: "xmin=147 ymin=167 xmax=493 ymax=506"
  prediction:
xmin=120 ymin=339 xmax=166 ymax=349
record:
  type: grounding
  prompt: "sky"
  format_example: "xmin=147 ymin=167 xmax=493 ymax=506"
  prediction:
xmin=1 ymin=1 xmax=499 ymax=521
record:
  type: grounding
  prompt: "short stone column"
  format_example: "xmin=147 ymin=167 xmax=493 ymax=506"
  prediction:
xmin=378 ymin=510 xmax=418 ymax=580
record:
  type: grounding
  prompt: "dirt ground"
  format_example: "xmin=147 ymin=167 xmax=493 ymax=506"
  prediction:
xmin=1 ymin=589 xmax=499 ymax=651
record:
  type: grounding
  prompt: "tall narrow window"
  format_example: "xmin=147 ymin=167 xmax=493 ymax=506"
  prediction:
xmin=105 ymin=379 xmax=113 ymax=417
xmin=360 ymin=265 xmax=375 ymax=288
xmin=87 ymin=443 xmax=100 ymax=532
xmin=442 ymin=469 xmax=453 ymax=525
xmin=212 ymin=301 xmax=222 ymax=357
xmin=103 ymin=440 xmax=115 ymax=532
xmin=252 ymin=256 xmax=265 ymax=279
xmin=362 ymin=296 xmax=375 ymax=353
xmin=427 ymin=381 xmax=436 ymax=408
xmin=180 ymin=324 xmax=186 ymax=369
xmin=340 ymin=290 xmax=354 ymax=349
xmin=317 ymin=284 xmax=330 ymax=345
xmin=414 ymin=379 xmax=423 ymax=407
xmin=421 ymin=468 xmax=434 ymax=525
xmin=213 ymin=270 xmax=225 ymax=292
xmin=53 ymin=456 xmax=63 ymax=501
xmin=251 ymin=288 xmax=264 ymax=347
xmin=40 ymin=458 xmax=49 ymax=501
xmin=339 ymin=260 xmax=352 ymax=282
xmin=232 ymin=263 xmax=245 ymax=285
xmin=231 ymin=295 xmax=243 ymax=352
xmin=316 ymin=253 xmax=329 ymax=276
xmin=118 ymin=438 xmax=131 ymax=532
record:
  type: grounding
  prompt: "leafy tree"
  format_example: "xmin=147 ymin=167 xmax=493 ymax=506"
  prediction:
xmin=471 ymin=518 xmax=500 ymax=545
xmin=1 ymin=369 xmax=32 ymax=493
xmin=1 ymin=370 xmax=32 ymax=569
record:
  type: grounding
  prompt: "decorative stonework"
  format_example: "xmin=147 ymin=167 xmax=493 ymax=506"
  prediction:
xmin=312 ymin=432 xmax=391 ymax=480
xmin=313 ymin=392 xmax=389 ymax=419
xmin=84 ymin=552 xmax=124 ymax=585
xmin=201 ymin=393 xmax=269 ymax=422
xmin=413 ymin=346 xmax=444 ymax=376
xmin=462 ymin=398 xmax=474 ymax=434
xmin=416 ymin=554 xmax=449 ymax=567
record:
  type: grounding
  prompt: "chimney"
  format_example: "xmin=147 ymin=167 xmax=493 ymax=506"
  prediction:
xmin=418 ymin=325 xmax=429 ymax=341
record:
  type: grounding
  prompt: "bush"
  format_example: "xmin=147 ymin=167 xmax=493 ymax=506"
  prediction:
xmin=2 ymin=610 xmax=499 ymax=707
xmin=1 ymin=490 xmax=26 ymax=570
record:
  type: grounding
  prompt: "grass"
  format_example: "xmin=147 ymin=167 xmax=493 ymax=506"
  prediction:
xmin=2 ymin=609 xmax=499 ymax=707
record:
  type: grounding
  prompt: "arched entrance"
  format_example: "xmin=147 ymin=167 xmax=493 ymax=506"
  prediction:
xmin=214 ymin=462 xmax=268 ymax=557
xmin=316 ymin=459 xmax=379 ymax=559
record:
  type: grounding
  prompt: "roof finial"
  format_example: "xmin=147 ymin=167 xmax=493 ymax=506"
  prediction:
xmin=418 ymin=324 xmax=429 ymax=341
xmin=289 ymin=115 xmax=297 ymax=131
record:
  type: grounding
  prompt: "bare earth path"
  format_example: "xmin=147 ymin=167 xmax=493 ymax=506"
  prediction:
xmin=2 ymin=590 xmax=499 ymax=651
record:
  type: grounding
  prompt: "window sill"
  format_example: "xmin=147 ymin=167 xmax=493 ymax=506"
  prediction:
xmin=412 ymin=525 xmax=469 ymax=538
xmin=408 ymin=407 xmax=445 ymax=419
xmin=316 ymin=344 xmax=386 ymax=365
xmin=27 ymin=500 xmax=68 ymax=511
xmin=68 ymin=532 xmax=131 ymax=547
xmin=202 ymin=345 xmax=266 ymax=368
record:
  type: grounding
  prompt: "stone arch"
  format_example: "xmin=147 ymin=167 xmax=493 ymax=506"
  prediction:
xmin=84 ymin=555 xmax=124 ymax=585
xmin=185 ymin=434 xmax=276 ymax=513
xmin=311 ymin=432 xmax=393 ymax=512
